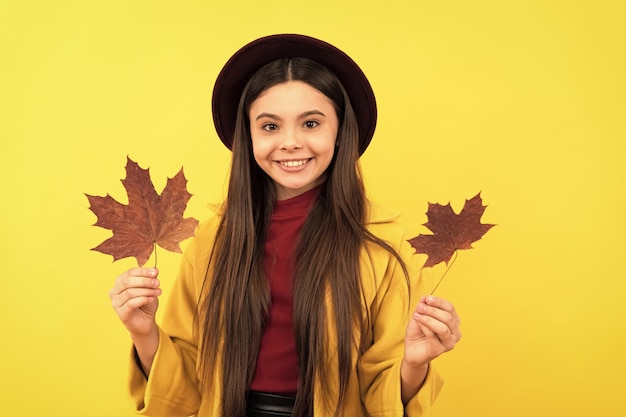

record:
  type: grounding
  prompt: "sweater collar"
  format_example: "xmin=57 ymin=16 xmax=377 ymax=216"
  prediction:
xmin=271 ymin=186 xmax=319 ymax=219
xmin=208 ymin=192 xmax=399 ymax=225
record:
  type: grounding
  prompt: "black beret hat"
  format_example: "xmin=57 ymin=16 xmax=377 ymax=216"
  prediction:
xmin=211 ymin=34 xmax=377 ymax=155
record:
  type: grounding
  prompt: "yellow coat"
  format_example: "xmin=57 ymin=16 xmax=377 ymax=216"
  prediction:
xmin=129 ymin=202 xmax=443 ymax=416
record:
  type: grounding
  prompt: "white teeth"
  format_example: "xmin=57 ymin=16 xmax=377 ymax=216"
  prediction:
xmin=280 ymin=159 xmax=308 ymax=167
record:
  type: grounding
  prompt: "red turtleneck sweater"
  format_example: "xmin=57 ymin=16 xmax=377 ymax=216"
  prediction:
xmin=250 ymin=187 xmax=319 ymax=395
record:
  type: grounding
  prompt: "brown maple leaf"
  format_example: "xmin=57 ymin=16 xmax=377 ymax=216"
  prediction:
xmin=86 ymin=157 xmax=199 ymax=266
xmin=408 ymin=192 xmax=495 ymax=268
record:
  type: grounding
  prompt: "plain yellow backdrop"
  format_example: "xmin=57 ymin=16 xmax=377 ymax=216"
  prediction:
xmin=1 ymin=1 xmax=624 ymax=416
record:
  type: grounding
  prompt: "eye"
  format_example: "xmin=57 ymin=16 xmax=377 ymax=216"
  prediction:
xmin=304 ymin=120 xmax=319 ymax=129
xmin=262 ymin=123 xmax=278 ymax=131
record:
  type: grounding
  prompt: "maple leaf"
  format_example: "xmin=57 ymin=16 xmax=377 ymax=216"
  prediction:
xmin=86 ymin=157 xmax=199 ymax=266
xmin=408 ymin=192 xmax=495 ymax=268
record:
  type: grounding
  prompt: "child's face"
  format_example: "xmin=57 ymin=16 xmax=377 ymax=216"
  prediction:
xmin=249 ymin=80 xmax=339 ymax=200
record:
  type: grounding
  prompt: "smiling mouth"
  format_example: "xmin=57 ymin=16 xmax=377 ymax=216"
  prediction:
xmin=278 ymin=158 xmax=312 ymax=167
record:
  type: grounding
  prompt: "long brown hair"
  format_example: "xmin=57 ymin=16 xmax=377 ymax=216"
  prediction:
xmin=199 ymin=57 xmax=407 ymax=417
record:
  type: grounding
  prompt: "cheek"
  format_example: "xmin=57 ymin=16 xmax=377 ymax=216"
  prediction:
xmin=251 ymin=138 xmax=271 ymax=162
xmin=314 ymin=137 xmax=338 ymax=159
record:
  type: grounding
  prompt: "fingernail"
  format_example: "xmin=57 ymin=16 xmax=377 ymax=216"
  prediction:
xmin=427 ymin=295 xmax=436 ymax=303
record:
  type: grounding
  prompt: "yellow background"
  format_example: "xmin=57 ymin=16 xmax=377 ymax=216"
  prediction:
xmin=1 ymin=1 xmax=624 ymax=416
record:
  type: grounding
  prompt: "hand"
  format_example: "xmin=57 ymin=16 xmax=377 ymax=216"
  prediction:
xmin=109 ymin=267 xmax=161 ymax=339
xmin=404 ymin=295 xmax=461 ymax=367
xmin=400 ymin=295 xmax=461 ymax=402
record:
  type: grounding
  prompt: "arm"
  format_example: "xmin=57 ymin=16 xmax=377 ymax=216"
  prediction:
xmin=131 ymin=329 xmax=160 ymax=377
xmin=401 ymin=295 xmax=461 ymax=404
xmin=110 ymin=218 xmax=219 ymax=416
xmin=110 ymin=267 xmax=161 ymax=376
xmin=110 ymin=260 xmax=202 ymax=415
xmin=358 ymin=215 xmax=459 ymax=415
xmin=400 ymin=360 xmax=429 ymax=405
xmin=357 ymin=238 xmax=445 ymax=415
xmin=127 ymin=245 xmax=205 ymax=415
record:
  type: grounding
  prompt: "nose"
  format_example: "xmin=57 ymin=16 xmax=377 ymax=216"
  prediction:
xmin=280 ymin=128 xmax=302 ymax=151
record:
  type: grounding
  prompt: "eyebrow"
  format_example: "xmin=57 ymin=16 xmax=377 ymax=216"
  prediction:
xmin=254 ymin=110 xmax=326 ymax=121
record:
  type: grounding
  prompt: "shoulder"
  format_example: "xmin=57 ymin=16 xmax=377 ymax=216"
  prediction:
xmin=181 ymin=204 xmax=223 ymax=269
xmin=363 ymin=199 xmax=426 ymax=276
xmin=365 ymin=200 xmax=405 ymax=244
xmin=195 ymin=204 xmax=223 ymax=240
xmin=172 ymin=205 xmax=224 ymax=297
xmin=365 ymin=199 xmax=400 ymax=225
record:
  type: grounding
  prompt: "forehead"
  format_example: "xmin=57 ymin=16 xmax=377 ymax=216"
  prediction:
xmin=254 ymin=81 xmax=330 ymax=104
xmin=249 ymin=81 xmax=336 ymax=118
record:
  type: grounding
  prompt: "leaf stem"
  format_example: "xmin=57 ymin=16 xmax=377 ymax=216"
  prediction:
xmin=431 ymin=251 xmax=458 ymax=295
xmin=153 ymin=242 xmax=158 ymax=269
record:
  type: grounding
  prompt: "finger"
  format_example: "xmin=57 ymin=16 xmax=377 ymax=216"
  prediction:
xmin=120 ymin=268 xmax=159 ymax=286
xmin=414 ymin=308 xmax=460 ymax=349
xmin=117 ymin=292 xmax=158 ymax=311
xmin=412 ymin=313 xmax=436 ymax=339
xmin=424 ymin=295 xmax=458 ymax=318
xmin=414 ymin=317 xmax=458 ymax=351
xmin=116 ymin=296 xmax=159 ymax=322
xmin=421 ymin=295 xmax=461 ymax=331
xmin=111 ymin=286 xmax=162 ymax=310
xmin=416 ymin=301 xmax=456 ymax=330
xmin=110 ymin=269 xmax=160 ymax=299
xmin=125 ymin=267 xmax=159 ymax=278
xmin=115 ymin=268 xmax=159 ymax=287
xmin=115 ymin=276 xmax=161 ymax=292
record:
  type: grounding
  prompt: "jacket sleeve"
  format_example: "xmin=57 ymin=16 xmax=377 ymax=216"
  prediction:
xmin=358 ymin=224 xmax=444 ymax=416
xmin=128 ymin=219 xmax=216 ymax=416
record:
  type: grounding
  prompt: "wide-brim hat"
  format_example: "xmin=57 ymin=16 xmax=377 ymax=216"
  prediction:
xmin=212 ymin=34 xmax=377 ymax=155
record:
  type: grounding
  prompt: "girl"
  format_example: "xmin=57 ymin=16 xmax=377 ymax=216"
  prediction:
xmin=110 ymin=34 xmax=461 ymax=417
